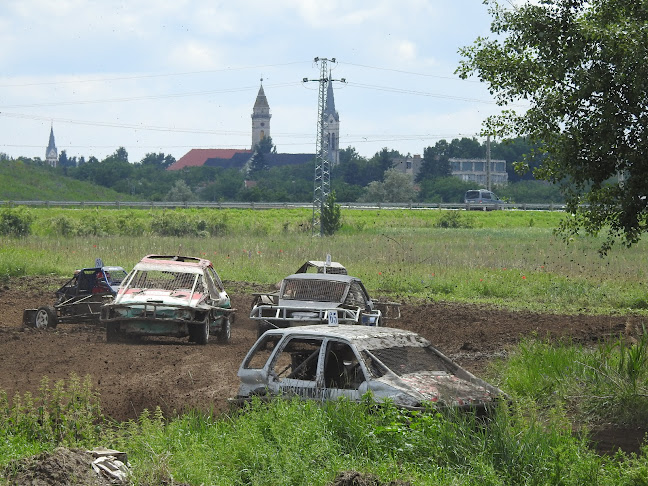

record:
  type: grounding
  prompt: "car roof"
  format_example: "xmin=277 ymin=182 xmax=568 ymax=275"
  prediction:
xmin=134 ymin=254 xmax=213 ymax=272
xmin=282 ymin=273 xmax=358 ymax=283
xmin=264 ymin=324 xmax=428 ymax=348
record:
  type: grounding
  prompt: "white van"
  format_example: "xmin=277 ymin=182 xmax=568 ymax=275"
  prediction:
xmin=464 ymin=189 xmax=505 ymax=210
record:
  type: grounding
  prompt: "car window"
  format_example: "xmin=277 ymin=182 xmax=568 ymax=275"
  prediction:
xmin=206 ymin=267 xmax=225 ymax=292
xmin=243 ymin=334 xmax=283 ymax=369
xmin=482 ymin=192 xmax=492 ymax=200
xmin=465 ymin=191 xmax=479 ymax=199
xmin=271 ymin=338 xmax=323 ymax=382
xmin=281 ymin=279 xmax=347 ymax=303
xmin=324 ymin=341 xmax=366 ymax=390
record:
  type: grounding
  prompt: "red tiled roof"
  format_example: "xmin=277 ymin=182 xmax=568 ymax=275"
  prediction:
xmin=167 ymin=149 xmax=253 ymax=170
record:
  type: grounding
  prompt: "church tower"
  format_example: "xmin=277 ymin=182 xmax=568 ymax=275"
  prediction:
xmin=324 ymin=80 xmax=340 ymax=166
xmin=45 ymin=124 xmax=58 ymax=167
xmin=251 ymin=81 xmax=271 ymax=149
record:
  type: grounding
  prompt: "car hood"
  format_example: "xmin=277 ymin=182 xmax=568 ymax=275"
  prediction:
xmin=114 ymin=289 xmax=206 ymax=308
xmin=378 ymin=370 xmax=498 ymax=407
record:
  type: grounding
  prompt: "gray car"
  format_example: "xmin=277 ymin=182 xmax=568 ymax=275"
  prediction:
xmin=464 ymin=189 xmax=505 ymax=210
xmin=250 ymin=273 xmax=400 ymax=338
xmin=236 ymin=325 xmax=505 ymax=412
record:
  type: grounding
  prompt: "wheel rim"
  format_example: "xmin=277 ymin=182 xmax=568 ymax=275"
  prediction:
xmin=35 ymin=310 xmax=49 ymax=329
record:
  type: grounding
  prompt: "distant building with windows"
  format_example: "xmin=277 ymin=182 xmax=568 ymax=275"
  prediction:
xmin=45 ymin=125 xmax=57 ymax=167
xmin=449 ymin=158 xmax=508 ymax=186
xmin=391 ymin=154 xmax=508 ymax=186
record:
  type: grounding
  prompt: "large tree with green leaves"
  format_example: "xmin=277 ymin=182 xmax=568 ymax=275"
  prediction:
xmin=457 ymin=0 xmax=648 ymax=253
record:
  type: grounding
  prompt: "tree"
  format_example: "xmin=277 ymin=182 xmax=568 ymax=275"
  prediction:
xmin=249 ymin=136 xmax=275 ymax=176
xmin=165 ymin=180 xmax=195 ymax=202
xmin=359 ymin=169 xmax=416 ymax=203
xmin=321 ymin=191 xmax=342 ymax=236
xmin=416 ymin=143 xmax=451 ymax=182
xmin=140 ymin=152 xmax=176 ymax=169
xmin=457 ymin=0 xmax=648 ymax=253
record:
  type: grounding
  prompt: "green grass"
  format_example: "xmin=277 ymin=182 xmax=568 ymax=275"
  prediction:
xmin=2 ymin=379 xmax=648 ymax=486
xmin=1 ymin=207 xmax=647 ymax=313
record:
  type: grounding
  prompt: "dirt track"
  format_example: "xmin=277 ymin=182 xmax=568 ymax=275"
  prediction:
xmin=0 ymin=276 xmax=644 ymax=452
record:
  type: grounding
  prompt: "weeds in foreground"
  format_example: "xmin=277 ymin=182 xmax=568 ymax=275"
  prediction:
xmin=1 ymin=376 xmax=648 ymax=485
xmin=496 ymin=329 xmax=648 ymax=426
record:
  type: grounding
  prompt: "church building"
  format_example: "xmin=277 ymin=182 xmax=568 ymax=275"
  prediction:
xmin=168 ymin=81 xmax=340 ymax=171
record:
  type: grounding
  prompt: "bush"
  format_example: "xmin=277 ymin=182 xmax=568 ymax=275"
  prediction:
xmin=0 ymin=206 xmax=32 ymax=236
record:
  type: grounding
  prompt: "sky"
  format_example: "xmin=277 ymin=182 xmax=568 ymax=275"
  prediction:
xmin=0 ymin=0 xmax=511 ymax=164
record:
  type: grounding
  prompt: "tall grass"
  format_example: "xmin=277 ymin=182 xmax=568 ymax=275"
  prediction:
xmin=494 ymin=332 xmax=648 ymax=426
xmin=3 ymin=208 xmax=648 ymax=313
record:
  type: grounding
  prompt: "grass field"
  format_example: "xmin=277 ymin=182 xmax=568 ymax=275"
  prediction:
xmin=2 ymin=206 xmax=647 ymax=314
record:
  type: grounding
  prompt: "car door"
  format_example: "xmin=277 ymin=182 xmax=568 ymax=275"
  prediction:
xmin=322 ymin=340 xmax=369 ymax=401
xmin=267 ymin=336 xmax=325 ymax=399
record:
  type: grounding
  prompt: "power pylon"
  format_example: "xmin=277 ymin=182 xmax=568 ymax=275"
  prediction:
xmin=303 ymin=57 xmax=344 ymax=236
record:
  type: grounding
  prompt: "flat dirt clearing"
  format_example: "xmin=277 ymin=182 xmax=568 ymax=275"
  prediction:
xmin=0 ymin=276 xmax=644 ymax=453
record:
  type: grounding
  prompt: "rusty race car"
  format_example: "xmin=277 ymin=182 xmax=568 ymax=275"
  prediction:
xmin=100 ymin=254 xmax=235 ymax=344
xmin=23 ymin=261 xmax=128 ymax=329
xmin=250 ymin=272 xmax=400 ymax=338
xmin=235 ymin=325 xmax=505 ymax=413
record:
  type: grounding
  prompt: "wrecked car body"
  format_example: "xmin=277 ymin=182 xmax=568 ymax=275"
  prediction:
xmin=250 ymin=273 xmax=400 ymax=338
xmin=23 ymin=261 xmax=128 ymax=329
xmin=236 ymin=325 xmax=504 ymax=412
xmin=100 ymin=255 xmax=234 ymax=344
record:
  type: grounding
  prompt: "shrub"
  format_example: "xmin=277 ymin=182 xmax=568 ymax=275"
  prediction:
xmin=0 ymin=206 xmax=32 ymax=236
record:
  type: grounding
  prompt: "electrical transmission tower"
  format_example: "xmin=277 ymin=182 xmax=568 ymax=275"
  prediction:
xmin=303 ymin=57 xmax=344 ymax=236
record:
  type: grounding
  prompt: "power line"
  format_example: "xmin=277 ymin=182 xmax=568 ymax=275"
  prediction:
xmin=0 ymin=82 xmax=301 ymax=109
xmin=0 ymin=61 xmax=310 ymax=88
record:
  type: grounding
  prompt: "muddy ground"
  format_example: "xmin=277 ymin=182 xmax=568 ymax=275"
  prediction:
xmin=0 ymin=276 xmax=646 ymax=454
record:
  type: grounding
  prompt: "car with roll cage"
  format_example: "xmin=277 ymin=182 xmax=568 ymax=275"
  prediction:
xmin=250 ymin=272 xmax=400 ymax=338
xmin=100 ymin=254 xmax=235 ymax=344
xmin=23 ymin=259 xmax=128 ymax=329
xmin=235 ymin=325 xmax=505 ymax=413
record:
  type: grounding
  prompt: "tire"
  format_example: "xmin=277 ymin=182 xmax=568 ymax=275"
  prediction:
xmin=195 ymin=321 xmax=209 ymax=345
xmin=217 ymin=316 xmax=231 ymax=344
xmin=106 ymin=323 xmax=122 ymax=343
xmin=257 ymin=321 xmax=271 ymax=340
xmin=34 ymin=306 xmax=58 ymax=329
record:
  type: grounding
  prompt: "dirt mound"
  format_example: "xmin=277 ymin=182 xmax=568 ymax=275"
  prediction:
xmin=4 ymin=447 xmax=114 ymax=486
xmin=332 ymin=470 xmax=411 ymax=485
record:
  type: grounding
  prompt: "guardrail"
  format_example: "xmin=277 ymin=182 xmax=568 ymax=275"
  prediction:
xmin=0 ymin=200 xmax=567 ymax=211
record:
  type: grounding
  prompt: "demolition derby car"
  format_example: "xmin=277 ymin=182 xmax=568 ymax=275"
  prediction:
xmin=236 ymin=325 xmax=505 ymax=412
xmin=23 ymin=260 xmax=128 ymax=329
xmin=100 ymin=254 xmax=235 ymax=344
xmin=250 ymin=272 xmax=400 ymax=338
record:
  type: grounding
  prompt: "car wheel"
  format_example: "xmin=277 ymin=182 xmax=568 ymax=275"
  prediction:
xmin=195 ymin=321 xmax=209 ymax=345
xmin=257 ymin=321 xmax=271 ymax=340
xmin=34 ymin=306 xmax=58 ymax=329
xmin=217 ymin=316 xmax=231 ymax=344
xmin=106 ymin=323 xmax=122 ymax=343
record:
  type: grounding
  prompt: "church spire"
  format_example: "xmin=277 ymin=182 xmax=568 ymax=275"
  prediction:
xmin=324 ymin=77 xmax=339 ymax=121
xmin=323 ymin=78 xmax=340 ymax=166
xmin=46 ymin=124 xmax=58 ymax=168
xmin=251 ymin=79 xmax=271 ymax=148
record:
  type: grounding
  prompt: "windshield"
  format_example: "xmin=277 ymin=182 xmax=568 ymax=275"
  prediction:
xmin=367 ymin=345 xmax=453 ymax=376
xmin=127 ymin=270 xmax=202 ymax=292
xmin=280 ymin=279 xmax=347 ymax=303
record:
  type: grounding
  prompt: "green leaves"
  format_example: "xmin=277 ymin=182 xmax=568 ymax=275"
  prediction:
xmin=459 ymin=0 xmax=648 ymax=253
